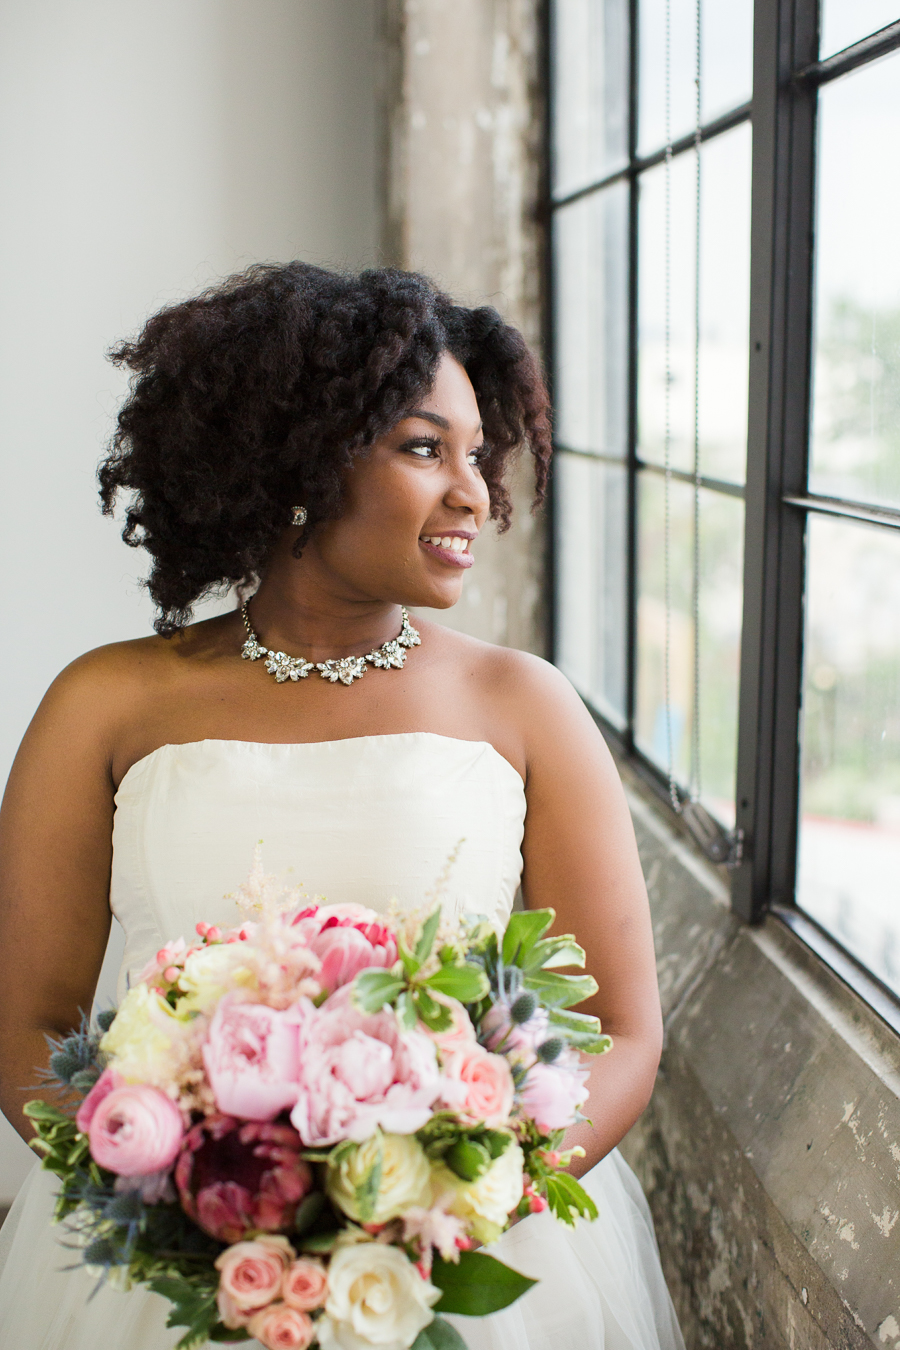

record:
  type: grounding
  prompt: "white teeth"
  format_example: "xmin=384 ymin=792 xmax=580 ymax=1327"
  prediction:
xmin=440 ymin=536 xmax=452 ymax=548
xmin=450 ymin=537 xmax=465 ymax=552
xmin=422 ymin=535 xmax=471 ymax=551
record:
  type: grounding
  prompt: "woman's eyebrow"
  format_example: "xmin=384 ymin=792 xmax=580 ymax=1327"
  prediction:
xmin=407 ymin=410 xmax=484 ymax=433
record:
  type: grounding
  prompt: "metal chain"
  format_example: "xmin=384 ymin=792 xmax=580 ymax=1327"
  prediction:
xmin=689 ymin=0 xmax=703 ymax=803
xmin=663 ymin=0 xmax=679 ymax=812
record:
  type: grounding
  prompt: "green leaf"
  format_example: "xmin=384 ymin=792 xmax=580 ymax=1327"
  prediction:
xmin=23 ymin=1100 xmax=73 ymax=1125
xmin=547 ymin=1008 xmax=613 ymax=1054
xmin=415 ymin=908 xmax=442 ymax=964
xmin=353 ymin=1142 xmax=383 ymax=1224
xmin=482 ymin=1130 xmax=512 ymax=1161
xmin=293 ymin=1191 xmax=326 ymax=1234
xmin=299 ymin=1230 xmax=339 ymax=1254
xmin=414 ymin=987 xmax=453 ymax=1032
xmin=208 ymin=1327 xmax=251 ymax=1342
xmin=423 ymin=962 xmax=490 ymax=1003
xmin=501 ymin=909 xmax=555 ymax=966
xmin=395 ymin=990 xmax=418 ymax=1031
xmin=545 ymin=1172 xmax=599 ymax=1226
xmin=523 ymin=937 xmax=586 ymax=972
xmin=410 ymin=1316 xmax=470 ymax=1350
xmin=398 ymin=938 xmax=422 ymax=980
xmin=523 ymin=969 xmax=598 ymax=1009
xmin=353 ymin=969 xmax=407 ymax=1013
xmin=431 ymin=1250 xmax=537 ymax=1315
xmin=444 ymin=1138 xmax=492 ymax=1182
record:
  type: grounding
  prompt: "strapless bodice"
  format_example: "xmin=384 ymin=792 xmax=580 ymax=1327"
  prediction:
xmin=110 ymin=733 xmax=526 ymax=999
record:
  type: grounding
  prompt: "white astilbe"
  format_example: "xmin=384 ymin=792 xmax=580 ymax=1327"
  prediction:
xmin=401 ymin=1201 xmax=468 ymax=1263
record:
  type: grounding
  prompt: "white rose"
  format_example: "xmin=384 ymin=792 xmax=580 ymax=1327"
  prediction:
xmin=100 ymin=984 xmax=192 ymax=1087
xmin=177 ymin=942 xmax=258 ymax=1014
xmin=317 ymin=1241 xmax=440 ymax=1350
xmin=431 ymin=1139 xmax=524 ymax=1241
xmin=327 ymin=1132 xmax=432 ymax=1225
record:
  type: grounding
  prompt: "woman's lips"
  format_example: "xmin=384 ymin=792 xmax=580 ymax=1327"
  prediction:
xmin=419 ymin=537 xmax=475 ymax=568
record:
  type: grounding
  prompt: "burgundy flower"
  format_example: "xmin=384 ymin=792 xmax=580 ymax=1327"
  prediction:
xmin=175 ymin=1114 xmax=314 ymax=1242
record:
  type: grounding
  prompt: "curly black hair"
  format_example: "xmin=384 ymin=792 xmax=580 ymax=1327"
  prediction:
xmin=98 ymin=261 xmax=552 ymax=635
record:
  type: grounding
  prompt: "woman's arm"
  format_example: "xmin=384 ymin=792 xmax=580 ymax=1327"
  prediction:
xmin=0 ymin=655 xmax=123 ymax=1141
xmin=509 ymin=656 xmax=663 ymax=1175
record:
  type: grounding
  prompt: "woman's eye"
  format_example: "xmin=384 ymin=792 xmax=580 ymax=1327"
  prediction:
xmin=467 ymin=445 xmax=485 ymax=466
xmin=403 ymin=438 xmax=441 ymax=459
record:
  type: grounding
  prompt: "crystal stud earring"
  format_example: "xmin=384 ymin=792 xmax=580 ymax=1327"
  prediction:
xmin=291 ymin=505 xmax=308 ymax=528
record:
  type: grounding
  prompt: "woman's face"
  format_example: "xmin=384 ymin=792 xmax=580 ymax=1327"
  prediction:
xmin=308 ymin=352 xmax=492 ymax=609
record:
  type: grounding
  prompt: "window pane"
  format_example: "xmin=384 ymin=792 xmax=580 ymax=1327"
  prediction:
xmin=810 ymin=53 xmax=900 ymax=511
xmin=638 ymin=0 xmax=752 ymax=157
xmin=635 ymin=472 xmax=743 ymax=820
xmin=797 ymin=516 xmax=900 ymax=995
xmin=638 ymin=124 xmax=751 ymax=484
xmin=554 ymin=183 xmax=629 ymax=456
xmin=551 ymin=0 xmax=628 ymax=197
xmin=820 ymin=3 xmax=900 ymax=60
xmin=554 ymin=453 xmax=628 ymax=725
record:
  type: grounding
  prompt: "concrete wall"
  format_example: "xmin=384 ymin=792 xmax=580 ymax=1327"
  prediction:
xmin=619 ymin=761 xmax=900 ymax=1349
xmin=0 ymin=0 xmax=379 ymax=1204
xmin=379 ymin=0 xmax=547 ymax=655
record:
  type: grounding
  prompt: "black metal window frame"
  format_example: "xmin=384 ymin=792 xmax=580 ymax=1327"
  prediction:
xmin=546 ymin=1 xmax=900 ymax=1034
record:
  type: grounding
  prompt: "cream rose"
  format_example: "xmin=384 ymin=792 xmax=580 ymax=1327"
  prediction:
xmin=317 ymin=1241 xmax=439 ymax=1350
xmin=326 ymin=1131 xmax=431 ymax=1225
xmin=178 ymin=942 xmax=258 ymax=1014
xmin=431 ymin=1138 xmax=524 ymax=1243
xmin=100 ymin=984 xmax=192 ymax=1087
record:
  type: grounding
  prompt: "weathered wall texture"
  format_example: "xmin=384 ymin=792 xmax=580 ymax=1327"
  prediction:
xmin=621 ymin=770 xmax=900 ymax=1350
xmin=379 ymin=0 xmax=547 ymax=654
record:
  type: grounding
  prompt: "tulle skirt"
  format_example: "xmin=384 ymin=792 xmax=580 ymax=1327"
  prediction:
xmin=0 ymin=1150 xmax=683 ymax=1350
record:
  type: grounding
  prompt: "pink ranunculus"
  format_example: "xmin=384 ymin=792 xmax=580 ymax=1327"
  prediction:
xmin=282 ymin=1258 xmax=328 ymax=1311
xmin=307 ymin=908 xmax=398 ymax=994
xmin=248 ymin=1302 xmax=315 ymax=1350
xmin=519 ymin=1058 xmax=590 ymax=1133
xmin=75 ymin=1067 xmax=122 ymax=1135
xmin=85 ymin=1083 xmax=184 ymax=1176
xmin=442 ymin=1045 xmax=514 ymax=1127
xmin=288 ymin=985 xmax=443 ymax=1146
xmin=203 ymin=997 xmax=301 ymax=1121
xmin=215 ymin=1235 xmax=295 ymax=1316
xmin=428 ymin=998 xmax=477 ymax=1057
xmin=176 ymin=1115 xmax=314 ymax=1242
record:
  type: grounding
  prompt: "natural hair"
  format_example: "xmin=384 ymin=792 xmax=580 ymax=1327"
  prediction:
xmin=99 ymin=261 xmax=552 ymax=635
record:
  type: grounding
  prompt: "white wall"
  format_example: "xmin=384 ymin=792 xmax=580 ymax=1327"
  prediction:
xmin=0 ymin=0 xmax=379 ymax=1202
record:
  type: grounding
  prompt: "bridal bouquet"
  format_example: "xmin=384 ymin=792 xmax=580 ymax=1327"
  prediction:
xmin=27 ymin=865 xmax=611 ymax=1350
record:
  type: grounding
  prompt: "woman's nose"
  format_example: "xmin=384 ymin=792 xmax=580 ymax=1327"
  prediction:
xmin=444 ymin=455 xmax=491 ymax=516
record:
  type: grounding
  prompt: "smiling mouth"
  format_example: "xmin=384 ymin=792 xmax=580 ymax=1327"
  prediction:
xmin=419 ymin=533 xmax=476 ymax=568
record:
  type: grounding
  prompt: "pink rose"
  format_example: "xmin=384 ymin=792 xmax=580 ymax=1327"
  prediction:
xmin=84 ymin=1082 xmax=183 ymax=1176
xmin=216 ymin=1235 xmax=294 ymax=1325
xmin=306 ymin=907 xmax=397 ymax=994
xmin=176 ymin=1115 xmax=313 ymax=1242
xmin=75 ymin=1067 xmax=121 ymax=1135
xmin=282 ymin=1257 xmax=328 ymax=1311
xmin=442 ymin=1045 xmax=514 ymax=1126
xmin=427 ymin=998 xmax=477 ymax=1057
xmin=288 ymin=986 xmax=442 ymax=1145
xmin=520 ymin=1059 xmax=590 ymax=1133
xmin=247 ymin=1303 xmax=314 ymax=1349
xmin=203 ymin=998 xmax=301 ymax=1121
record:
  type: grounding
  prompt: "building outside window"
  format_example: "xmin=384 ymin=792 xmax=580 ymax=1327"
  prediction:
xmin=550 ymin=0 xmax=900 ymax=1008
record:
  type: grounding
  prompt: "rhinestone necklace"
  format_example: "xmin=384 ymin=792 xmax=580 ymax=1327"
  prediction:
xmin=240 ymin=603 xmax=421 ymax=686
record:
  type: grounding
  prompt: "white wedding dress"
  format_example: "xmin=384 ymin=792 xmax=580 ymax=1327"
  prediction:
xmin=0 ymin=733 xmax=684 ymax=1350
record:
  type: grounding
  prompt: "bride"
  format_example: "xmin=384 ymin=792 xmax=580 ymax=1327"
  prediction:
xmin=0 ymin=262 xmax=683 ymax=1350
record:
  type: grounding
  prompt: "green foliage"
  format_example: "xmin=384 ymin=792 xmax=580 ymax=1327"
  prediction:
xmin=431 ymin=1250 xmax=536 ymax=1315
xmin=353 ymin=969 xmax=407 ymax=1013
xmin=444 ymin=1139 xmax=493 ymax=1182
xmin=546 ymin=1007 xmax=612 ymax=1055
xmin=293 ymin=1191 xmax=327 ymax=1234
xmin=500 ymin=909 xmax=555 ymax=967
xmin=522 ymin=937 xmax=585 ymax=972
xmin=353 ymin=1144 xmax=384 ymax=1224
xmin=411 ymin=1317 xmax=469 ymax=1350
xmin=544 ymin=1172 xmax=599 ymax=1227
xmin=522 ymin=969 xmax=598 ymax=1009
xmin=424 ymin=962 xmax=490 ymax=1003
xmin=148 ymin=1273 xmax=223 ymax=1350
xmin=415 ymin=908 xmax=442 ymax=964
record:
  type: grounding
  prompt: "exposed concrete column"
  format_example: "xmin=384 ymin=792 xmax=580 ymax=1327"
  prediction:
xmin=379 ymin=0 xmax=547 ymax=655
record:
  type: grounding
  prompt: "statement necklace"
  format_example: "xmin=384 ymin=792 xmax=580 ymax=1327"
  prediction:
xmin=240 ymin=603 xmax=421 ymax=685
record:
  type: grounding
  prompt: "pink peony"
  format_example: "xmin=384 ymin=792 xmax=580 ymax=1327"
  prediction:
xmin=83 ymin=1082 xmax=184 ymax=1176
xmin=297 ymin=904 xmax=398 ymax=995
xmin=282 ymin=1258 xmax=328 ymax=1311
xmin=203 ymin=998 xmax=301 ymax=1121
xmin=176 ymin=1115 xmax=313 ymax=1242
xmin=215 ymin=1235 xmax=294 ymax=1324
xmin=75 ymin=1067 xmax=121 ymax=1135
xmin=442 ymin=1045 xmax=514 ymax=1127
xmin=248 ymin=1302 xmax=315 ymax=1350
xmin=519 ymin=1059 xmax=590 ymax=1133
xmin=288 ymin=986 xmax=443 ymax=1146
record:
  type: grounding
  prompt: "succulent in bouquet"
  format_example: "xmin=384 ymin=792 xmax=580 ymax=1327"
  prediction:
xmin=26 ymin=862 xmax=612 ymax=1350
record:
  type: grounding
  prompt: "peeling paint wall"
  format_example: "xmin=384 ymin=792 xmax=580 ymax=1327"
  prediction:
xmin=378 ymin=0 xmax=547 ymax=654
